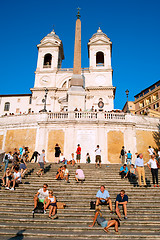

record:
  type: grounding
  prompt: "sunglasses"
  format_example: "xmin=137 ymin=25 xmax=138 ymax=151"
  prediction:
xmin=43 ymin=186 xmax=47 ymax=188
xmin=49 ymin=192 xmax=52 ymax=194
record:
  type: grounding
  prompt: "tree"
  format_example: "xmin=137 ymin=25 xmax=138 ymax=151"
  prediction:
xmin=153 ymin=123 xmax=160 ymax=150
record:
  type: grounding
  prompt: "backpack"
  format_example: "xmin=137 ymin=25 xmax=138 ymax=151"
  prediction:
xmin=90 ymin=201 xmax=96 ymax=210
xmin=5 ymin=154 xmax=8 ymax=160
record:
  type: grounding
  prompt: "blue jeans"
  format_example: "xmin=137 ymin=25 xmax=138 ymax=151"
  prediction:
xmin=4 ymin=159 xmax=9 ymax=172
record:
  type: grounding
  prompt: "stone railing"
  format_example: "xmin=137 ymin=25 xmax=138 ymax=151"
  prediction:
xmin=48 ymin=111 xmax=126 ymax=121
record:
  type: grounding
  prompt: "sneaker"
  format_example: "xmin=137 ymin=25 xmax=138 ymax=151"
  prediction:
xmin=44 ymin=210 xmax=46 ymax=214
xmin=154 ymin=185 xmax=156 ymax=187
xmin=118 ymin=218 xmax=122 ymax=221
xmin=124 ymin=216 xmax=128 ymax=220
xmin=10 ymin=187 xmax=15 ymax=191
xmin=110 ymin=211 xmax=114 ymax=214
xmin=157 ymin=185 xmax=159 ymax=187
xmin=5 ymin=187 xmax=9 ymax=190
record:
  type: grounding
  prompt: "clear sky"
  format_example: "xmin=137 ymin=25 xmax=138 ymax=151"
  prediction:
xmin=0 ymin=0 xmax=160 ymax=109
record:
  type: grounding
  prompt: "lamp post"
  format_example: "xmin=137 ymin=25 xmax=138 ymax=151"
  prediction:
xmin=42 ymin=88 xmax=48 ymax=112
xmin=125 ymin=89 xmax=130 ymax=113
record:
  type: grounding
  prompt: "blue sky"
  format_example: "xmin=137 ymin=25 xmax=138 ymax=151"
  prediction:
xmin=0 ymin=0 xmax=160 ymax=109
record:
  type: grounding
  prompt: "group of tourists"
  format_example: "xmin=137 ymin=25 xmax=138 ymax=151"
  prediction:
xmin=89 ymin=185 xmax=128 ymax=234
xmin=119 ymin=147 xmax=159 ymax=187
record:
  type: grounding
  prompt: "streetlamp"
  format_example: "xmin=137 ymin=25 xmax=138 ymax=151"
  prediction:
xmin=125 ymin=89 xmax=130 ymax=113
xmin=41 ymin=88 xmax=48 ymax=112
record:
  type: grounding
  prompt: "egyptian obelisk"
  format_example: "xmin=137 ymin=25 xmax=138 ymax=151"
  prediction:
xmin=68 ymin=8 xmax=86 ymax=111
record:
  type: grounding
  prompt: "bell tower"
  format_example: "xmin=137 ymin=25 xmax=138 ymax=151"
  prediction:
xmin=34 ymin=29 xmax=64 ymax=88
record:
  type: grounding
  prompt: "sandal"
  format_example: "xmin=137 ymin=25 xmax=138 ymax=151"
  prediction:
xmin=103 ymin=228 xmax=109 ymax=233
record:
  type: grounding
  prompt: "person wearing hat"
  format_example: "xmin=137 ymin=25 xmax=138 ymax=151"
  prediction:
xmin=89 ymin=205 xmax=119 ymax=234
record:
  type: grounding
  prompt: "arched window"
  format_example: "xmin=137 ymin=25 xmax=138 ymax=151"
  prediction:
xmin=4 ymin=102 xmax=10 ymax=111
xmin=43 ymin=53 xmax=52 ymax=68
xmin=96 ymin=51 xmax=104 ymax=66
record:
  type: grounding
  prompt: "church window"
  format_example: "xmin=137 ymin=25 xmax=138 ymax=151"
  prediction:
xmin=4 ymin=102 xmax=10 ymax=111
xmin=43 ymin=54 xmax=52 ymax=68
xmin=96 ymin=52 xmax=104 ymax=66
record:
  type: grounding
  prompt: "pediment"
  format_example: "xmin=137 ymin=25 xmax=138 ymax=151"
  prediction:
xmin=88 ymin=38 xmax=111 ymax=45
xmin=37 ymin=41 xmax=60 ymax=48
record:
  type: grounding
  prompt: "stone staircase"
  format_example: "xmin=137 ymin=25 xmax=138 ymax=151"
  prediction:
xmin=0 ymin=163 xmax=160 ymax=240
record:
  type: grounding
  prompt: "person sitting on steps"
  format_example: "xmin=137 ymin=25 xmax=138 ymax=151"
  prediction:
xmin=44 ymin=190 xmax=58 ymax=219
xmin=56 ymin=166 xmax=64 ymax=180
xmin=115 ymin=190 xmax=128 ymax=220
xmin=33 ymin=184 xmax=49 ymax=211
xmin=96 ymin=185 xmax=113 ymax=214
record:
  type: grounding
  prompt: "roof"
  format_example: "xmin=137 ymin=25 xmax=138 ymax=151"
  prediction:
xmin=134 ymin=80 xmax=160 ymax=98
xmin=0 ymin=94 xmax=32 ymax=98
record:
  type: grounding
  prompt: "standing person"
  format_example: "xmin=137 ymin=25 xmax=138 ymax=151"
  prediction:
xmin=86 ymin=153 xmax=91 ymax=163
xmin=20 ymin=159 xmax=27 ymax=178
xmin=115 ymin=190 xmax=128 ymax=220
xmin=95 ymin=145 xmax=101 ymax=168
xmin=55 ymin=143 xmax=61 ymax=164
xmin=126 ymin=150 xmax=132 ymax=165
xmin=135 ymin=153 xmax=147 ymax=187
xmin=148 ymin=146 xmax=155 ymax=157
xmin=96 ymin=185 xmax=113 ymax=214
xmin=147 ymin=155 xmax=159 ymax=187
xmin=75 ymin=165 xmax=85 ymax=183
xmin=76 ymin=144 xmax=81 ymax=164
xmin=89 ymin=205 xmax=119 ymax=234
xmin=37 ymin=149 xmax=45 ymax=176
xmin=3 ymin=151 xmax=12 ymax=172
xmin=120 ymin=146 xmax=126 ymax=165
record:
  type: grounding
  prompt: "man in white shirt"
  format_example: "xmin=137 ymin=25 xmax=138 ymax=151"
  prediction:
xmin=95 ymin=145 xmax=101 ymax=168
xmin=135 ymin=153 xmax=147 ymax=187
xmin=33 ymin=184 xmax=49 ymax=210
xmin=148 ymin=146 xmax=155 ymax=157
xmin=10 ymin=166 xmax=22 ymax=191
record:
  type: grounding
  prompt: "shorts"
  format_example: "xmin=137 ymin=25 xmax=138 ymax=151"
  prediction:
xmin=95 ymin=155 xmax=101 ymax=163
xmin=39 ymin=162 xmax=44 ymax=169
xmin=100 ymin=220 xmax=108 ymax=228
xmin=100 ymin=200 xmax=108 ymax=205
xmin=50 ymin=203 xmax=57 ymax=207
xmin=76 ymin=154 xmax=81 ymax=160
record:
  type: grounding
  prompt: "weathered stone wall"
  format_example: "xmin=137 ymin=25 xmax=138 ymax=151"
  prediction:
xmin=136 ymin=130 xmax=156 ymax=163
xmin=4 ymin=129 xmax=37 ymax=158
xmin=47 ymin=130 xmax=64 ymax=162
xmin=0 ymin=135 xmax=4 ymax=150
xmin=107 ymin=131 xmax=124 ymax=163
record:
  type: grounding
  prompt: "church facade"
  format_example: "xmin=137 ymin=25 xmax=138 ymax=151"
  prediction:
xmin=0 ymin=16 xmax=159 ymax=164
xmin=0 ymin=26 xmax=115 ymax=116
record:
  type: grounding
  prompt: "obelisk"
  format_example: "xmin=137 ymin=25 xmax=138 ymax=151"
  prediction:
xmin=68 ymin=8 xmax=86 ymax=111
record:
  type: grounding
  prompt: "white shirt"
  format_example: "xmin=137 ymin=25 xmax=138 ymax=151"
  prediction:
xmin=63 ymin=168 xmax=69 ymax=176
xmin=38 ymin=188 xmax=49 ymax=200
xmin=95 ymin=148 xmax=101 ymax=156
xmin=147 ymin=159 xmax=158 ymax=169
xmin=158 ymin=151 xmax=160 ymax=158
xmin=148 ymin=148 xmax=154 ymax=155
xmin=14 ymin=172 xmax=21 ymax=182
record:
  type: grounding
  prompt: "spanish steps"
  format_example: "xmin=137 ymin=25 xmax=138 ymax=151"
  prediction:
xmin=0 ymin=162 xmax=160 ymax=240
